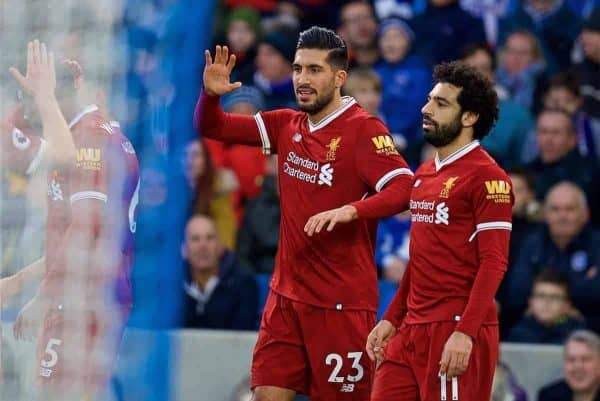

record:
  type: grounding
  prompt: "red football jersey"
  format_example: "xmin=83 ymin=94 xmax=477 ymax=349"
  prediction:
xmin=254 ymin=97 xmax=413 ymax=311
xmin=398 ymin=141 xmax=513 ymax=334
xmin=43 ymin=106 xmax=139 ymax=308
xmin=0 ymin=106 xmax=46 ymax=174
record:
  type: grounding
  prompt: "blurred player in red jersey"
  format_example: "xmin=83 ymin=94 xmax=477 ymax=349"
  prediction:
xmin=366 ymin=61 xmax=513 ymax=401
xmin=195 ymin=26 xmax=414 ymax=401
xmin=0 ymin=40 xmax=139 ymax=401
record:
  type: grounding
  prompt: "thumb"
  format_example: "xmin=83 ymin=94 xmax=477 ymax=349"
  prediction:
xmin=9 ymin=67 xmax=29 ymax=92
xmin=228 ymin=81 xmax=242 ymax=91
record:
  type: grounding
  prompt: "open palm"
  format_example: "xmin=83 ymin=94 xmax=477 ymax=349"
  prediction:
xmin=203 ymin=45 xmax=242 ymax=96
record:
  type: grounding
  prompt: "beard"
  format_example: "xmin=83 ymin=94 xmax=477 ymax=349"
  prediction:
xmin=423 ymin=114 xmax=463 ymax=147
xmin=296 ymin=84 xmax=336 ymax=115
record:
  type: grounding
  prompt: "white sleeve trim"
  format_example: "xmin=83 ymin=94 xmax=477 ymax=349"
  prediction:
xmin=25 ymin=138 xmax=47 ymax=175
xmin=375 ymin=168 xmax=414 ymax=192
xmin=468 ymin=221 xmax=512 ymax=242
xmin=70 ymin=190 xmax=108 ymax=204
xmin=253 ymin=112 xmax=271 ymax=155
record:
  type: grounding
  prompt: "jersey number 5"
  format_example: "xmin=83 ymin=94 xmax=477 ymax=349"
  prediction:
xmin=325 ymin=352 xmax=364 ymax=383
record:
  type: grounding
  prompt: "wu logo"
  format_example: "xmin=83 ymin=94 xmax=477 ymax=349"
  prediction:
xmin=435 ymin=202 xmax=449 ymax=225
xmin=318 ymin=163 xmax=334 ymax=186
xmin=371 ymin=135 xmax=394 ymax=150
xmin=76 ymin=148 xmax=101 ymax=162
xmin=485 ymin=180 xmax=511 ymax=195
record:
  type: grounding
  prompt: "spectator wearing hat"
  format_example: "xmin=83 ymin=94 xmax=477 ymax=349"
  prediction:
xmin=205 ymin=86 xmax=267 ymax=221
xmin=373 ymin=18 xmax=430 ymax=166
xmin=223 ymin=7 xmax=262 ymax=85
xmin=506 ymin=182 xmax=600 ymax=333
xmin=573 ymin=7 xmax=600 ymax=127
xmin=253 ymin=28 xmax=298 ymax=110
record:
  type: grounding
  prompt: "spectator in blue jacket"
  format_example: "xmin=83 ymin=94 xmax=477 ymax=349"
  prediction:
xmin=181 ymin=214 xmax=259 ymax=330
xmin=499 ymin=0 xmax=582 ymax=74
xmin=375 ymin=212 xmax=411 ymax=283
xmin=507 ymin=269 xmax=586 ymax=344
xmin=373 ymin=18 xmax=431 ymax=165
xmin=506 ymin=182 xmax=600 ymax=333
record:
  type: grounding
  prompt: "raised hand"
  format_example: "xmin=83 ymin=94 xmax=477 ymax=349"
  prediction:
xmin=9 ymin=39 xmax=56 ymax=100
xmin=203 ymin=45 xmax=242 ymax=96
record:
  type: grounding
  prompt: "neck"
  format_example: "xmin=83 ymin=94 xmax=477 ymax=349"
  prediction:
xmin=307 ymin=92 xmax=344 ymax=125
xmin=574 ymin=386 xmax=599 ymax=401
xmin=192 ymin=266 xmax=218 ymax=289
xmin=551 ymin=234 xmax=573 ymax=251
xmin=436 ymin=130 xmax=475 ymax=161
xmin=353 ymin=47 xmax=379 ymax=66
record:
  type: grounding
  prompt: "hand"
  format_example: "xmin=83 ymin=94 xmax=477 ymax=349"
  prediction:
xmin=203 ymin=45 xmax=242 ymax=96
xmin=304 ymin=205 xmax=358 ymax=236
xmin=9 ymin=40 xmax=56 ymax=100
xmin=13 ymin=296 xmax=46 ymax=341
xmin=0 ymin=273 xmax=23 ymax=304
xmin=439 ymin=331 xmax=473 ymax=379
xmin=366 ymin=320 xmax=396 ymax=362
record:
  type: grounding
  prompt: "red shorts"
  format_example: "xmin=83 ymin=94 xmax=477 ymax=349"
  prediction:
xmin=251 ymin=292 xmax=376 ymax=401
xmin=35 ymin=306 xmax=128 ymax=391
xmin=372 ymin=322 xmax=499 ymax=401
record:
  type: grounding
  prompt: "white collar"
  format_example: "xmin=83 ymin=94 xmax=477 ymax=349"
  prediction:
xmin=434 ymin=140 xmax=480 ymax=171
xmin=308 ymin=96 xmax=356 ymax=133
xmin=68 ymin=104 xmax=99 ymax=129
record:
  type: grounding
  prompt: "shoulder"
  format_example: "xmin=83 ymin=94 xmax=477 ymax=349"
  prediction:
xmin=470 ymin=147 xmax=510 ymax=181
xmin=415 ymin=159 xmax=435 ymax=176
xmin=75 ymin=112 xmax=115 ymax=141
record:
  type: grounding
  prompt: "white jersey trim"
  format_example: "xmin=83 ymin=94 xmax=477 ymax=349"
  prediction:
xmin=254 ymin=112 xmax=271 ymax=155
xmin=25 ymin=138 xmax=47 ymax=175
xmin=70 ymin=190 xmax=108 ymax=204
xmin=375 ymin=168 xmax=414 ymax=192
xmin=435 ymin=140 xmax=480 ymax=171
xmin=308 ymin=96 xmax=356 ymax=133
xmin=468 ymin=221 xmax=512 ymax=242
xmin=68 ymin=104 xmax=99 ymax=128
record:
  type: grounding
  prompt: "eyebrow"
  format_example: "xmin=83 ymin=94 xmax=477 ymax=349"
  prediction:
xmin=428 ymin=95 xmax=451 ymax=105
xmin=293 ymin=63 xmax=325 ymax=69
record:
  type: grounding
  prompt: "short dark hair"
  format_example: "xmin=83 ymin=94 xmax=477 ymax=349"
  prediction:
xmin=433 ymin=61 xmax=499 ymax=140
xmin=533 ymin=269 xmax=570 ymax=298
xmin=297 ymin=26 xmax=349 ymax=71
xmin=548 ymin=71 xmax=581 ymax=97
xmin=507 ymin=166 xmax=535 ymax=192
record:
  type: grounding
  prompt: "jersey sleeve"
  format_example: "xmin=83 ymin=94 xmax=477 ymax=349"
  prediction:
xmin=253 ymin=109 xmax=294 ymax=155
xmin=354 ymin=118 xmax=413 ymax=192
xmin=1 ymin=125 xmax=46 ymax=175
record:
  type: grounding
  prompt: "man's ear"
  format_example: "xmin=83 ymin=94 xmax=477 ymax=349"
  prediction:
xmin=335 ymin=69 xmax=347 ymax=89
xmin=462 ymin=111 xmax=479 ymax=128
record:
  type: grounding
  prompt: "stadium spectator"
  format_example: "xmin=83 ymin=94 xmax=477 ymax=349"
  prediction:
xmin=496 ymin=29 xmax=548 ymax=114
xmin=506 ymin=182 xmax=600 ymax=332
xmin=375 ymin=211 xmax=410 ymax=283
xmin=526 ymin=109 xmax=598 ymax=211
xmin=461 ymin=43 xmax=535 ymax=168
xmin=537 ymin=330 xmax=600 ymax=401
xmin=223 ymin=7 xmax=262 ymax=85
xmin=184 ymin=139 xmax=237 ymax=249
xmin=507 ymin=270 xmax=586 ymax=344
xmin=411 ymin=0 xmax=486 ymax=65
xmin=343 ymin=66 xmax=383 ymax=119
xmin=205 ymin=86 xmax=267 ymax=221
xmin=543 ymin=72 xmax=598 ymax=160
xmin=490 ymin=361 xmax=528 ymax=401
xmin=181 ymin=214 xmax=259 ymax=331
xmin=374 ymin=18 xmax=431 ymax=162
xmin=253 ymin=28 xmax=297 ymax=110
xmin=337 ymin=0 xmax=380 ymax=67
xmin=236 ymin=156 xmax=280 ymax=274
xmin=499 ymin=0 xmax=581 ymax=74
xmin=573 ymin=7 xmax=600 ymax=130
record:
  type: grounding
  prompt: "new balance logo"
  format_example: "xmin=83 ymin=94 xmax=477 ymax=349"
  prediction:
xmin=340 ymin=384 xmax=355 ymax=393
xmin=435 ymin=202 xmax=449 ymax=225
xmin=318 ymin=163 xmax=334 ymax=186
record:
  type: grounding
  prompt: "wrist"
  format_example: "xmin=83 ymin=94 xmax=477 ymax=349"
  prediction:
xmin=343 ymin=204 xmax=358 ymax=220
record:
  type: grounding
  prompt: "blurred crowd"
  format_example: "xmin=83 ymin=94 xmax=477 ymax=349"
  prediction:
xmin=1 ymin=1 xmax=600 ymax=399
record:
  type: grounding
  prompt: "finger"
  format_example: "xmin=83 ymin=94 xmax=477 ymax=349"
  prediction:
xmin=9 ymin=67 xmax=29 ymax=92
xmin=40 ymin=42 xmax=48 ymax=66
xmin=304 ymin=216 xmax=314 ymax=233
xmin=226 ymin=53 xmax=237 ymax=72
xmin=446 ymin=353 xmax=460 ymax=379
xmin=204 ymin=49 xmax=212 ymax=66
xmin=314 ymin=216 xmax=329 ymax=234
xmin=49 ymin=51 xmax=56 ymax=78
xmin=366 ymin=336 xmax=376 ymax=361
xmin=27 ymin=41 xmax=34 ymax=74
xmin=326 ymin=216 xmax=338 ymax=232
xmin=439 ymin=350 xmax=450 ymax=376
xmin=222 ymin=46 xmax=229 ymax=64
xmin=228 ymin=81 xmax=242 ymax=91
xmin=307 ymin=217 xmax=320 ymax=236
xmin=215 ymin=45 xmax=222 ymax=64
xmin=32 ymin=39 xmax=41 ymax=66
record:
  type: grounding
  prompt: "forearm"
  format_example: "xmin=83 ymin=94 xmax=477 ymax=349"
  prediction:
xmin=16 ymin=257 xmax=45 ymax=287
xmin=351 ymin=175 xmax=412 ymax=219
xmin=456 ymin=230 xmax=509 ymax=338
xmin=193 ymin=91 xmax=261 ymax=146
xmin=35 ymin=94 xmax=76 ymax=167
